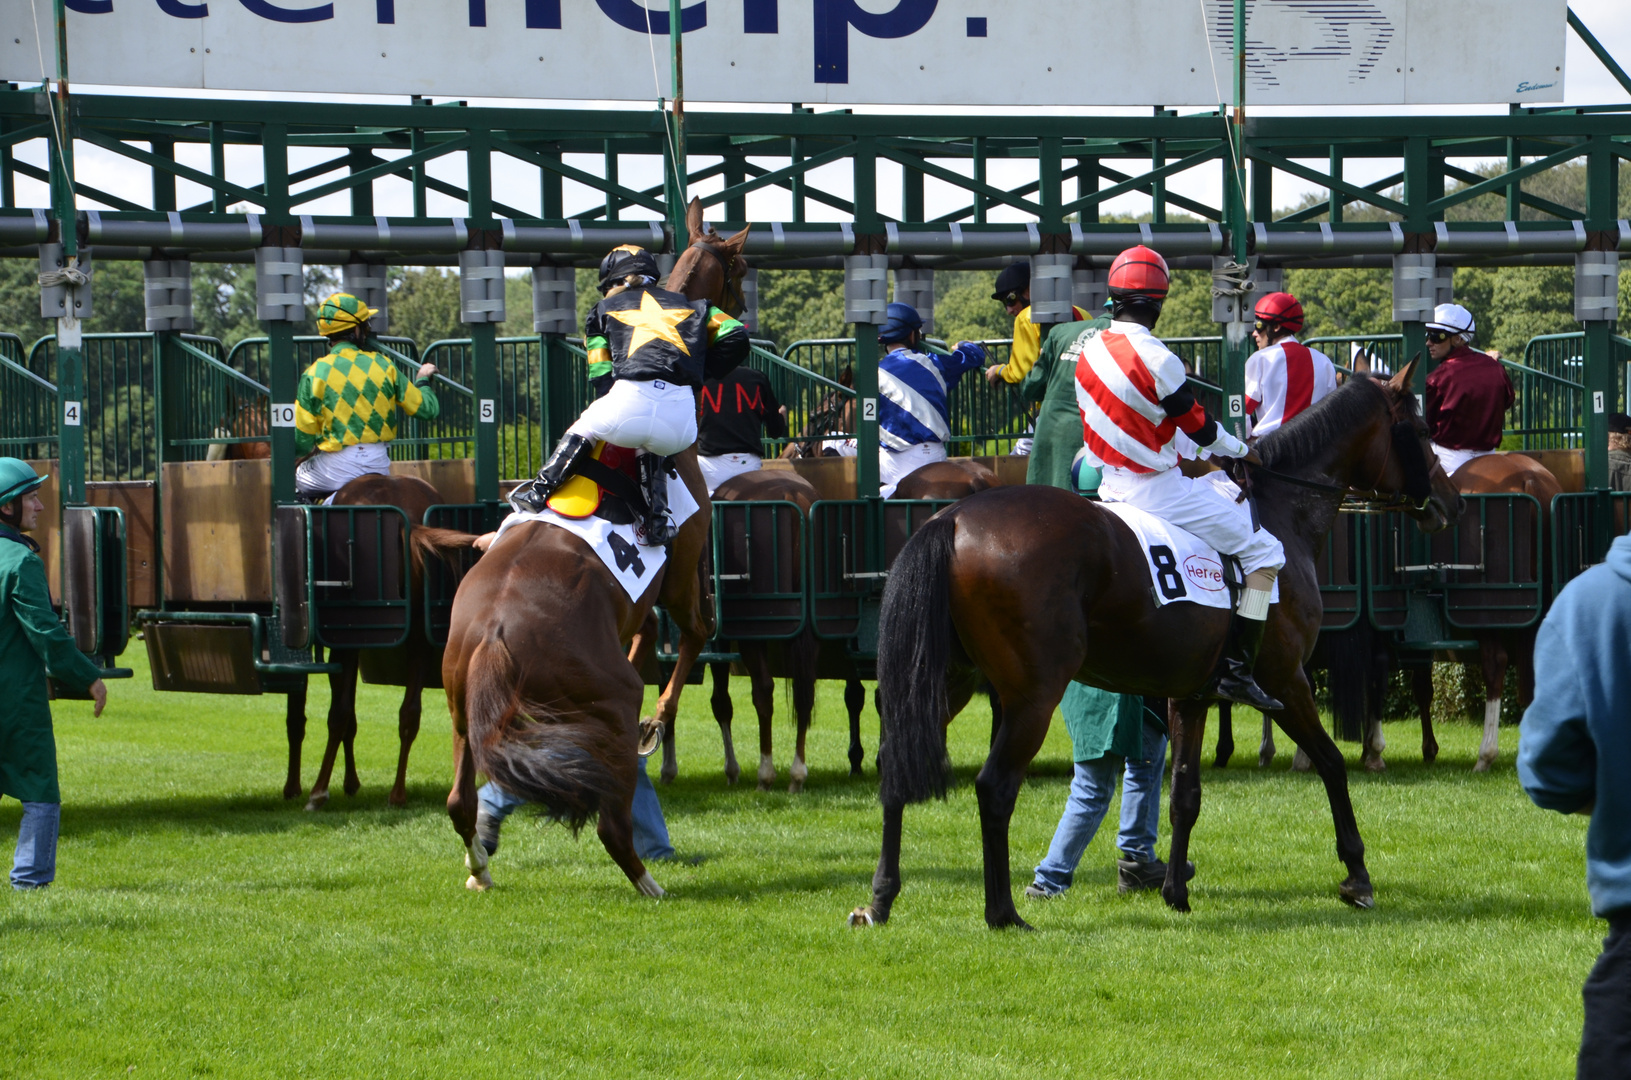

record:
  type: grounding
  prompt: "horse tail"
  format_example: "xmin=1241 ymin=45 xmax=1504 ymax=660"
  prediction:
xmin=1325 ymin=624 xmax=1371 ymax=743
xmin=875 ymin=512 xmax=957 ymax=806
xmin=463 ymin=629 xmax=618 ymax=833
xmin=409 ymin=525 xmax=480 ymax=577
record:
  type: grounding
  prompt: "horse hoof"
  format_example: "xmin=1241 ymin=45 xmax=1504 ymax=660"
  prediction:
xmin=343 ymin=778 xmax=361 ymax=797
xmin=465 ymin=872 xmax=493 ymax=892
xmin=635 ymin=872 xmax=666 ymax=899
xmin=1340 ymin=881 xmax=1375 ymax=909
xmin=1363 ymin=756 xmax=1387 ymax=774
xmin=847 ymin=907 xmax=877 ymax=928
xmin=1291 ymin=750 xmax=1313 ymax=773
xmin=1258 ymin=751 xmax=1276 ymax=770
xmin=1473 ymin=758 xmax=1493 ymax=773
xmin=637 ymin=717 xmax=664 ymax=757
xmin=304 ymin=791 xmax=329 ymax=812
xmin=988 ymin=913 xmax=1034 ymax=931
xmin=283 ymin=784 xmax=303 ymax=800
xmin=849 ymin=765 xmax=863 ymax=778
xmin=1213 ymin=751 xmax=1232 ymax=769
xmin=388 ymin=791 xmax=408 ymax=809
xmin=1162 ymin=887 xmax=1191 ymax=913
xmin=1423 ymin=744 xmax=1439 ymax=766
xmin=756 ymin=780 xmax=773 ymax=793
xmin=787 ymin=779 xmax=804 ymax=794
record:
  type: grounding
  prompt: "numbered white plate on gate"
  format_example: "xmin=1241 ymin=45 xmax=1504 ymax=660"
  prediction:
xmin=479 ymin=399 xmax=496 ymax=423
xmin=271 ymin=403 xmax=297 ymax=427
xmin=862 ymin=397 xmax=877 ymax=422
xmin=63 ymin=401 xmax=81 ymax=426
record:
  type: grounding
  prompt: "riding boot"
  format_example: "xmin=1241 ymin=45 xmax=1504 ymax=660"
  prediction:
xmin=1213 ymin=616 xmax=1284 ymax=712
xmin=639 ymin=453 xmax=680 ymax=546
xmin=510 ymin=432 xmax=594 ymax=513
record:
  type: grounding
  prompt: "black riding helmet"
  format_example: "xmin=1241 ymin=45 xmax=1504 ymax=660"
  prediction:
xmin=598 ymin=245 xmax=661 ymax=293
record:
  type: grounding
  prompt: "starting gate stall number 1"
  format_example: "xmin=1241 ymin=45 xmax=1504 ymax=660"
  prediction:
xmin=2 ymin=0 xmax=1567 ymax=108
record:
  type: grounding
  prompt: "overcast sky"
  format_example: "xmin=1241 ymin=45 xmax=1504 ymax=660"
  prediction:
xmin=9 ymin=0 xmax=1631 ymax=228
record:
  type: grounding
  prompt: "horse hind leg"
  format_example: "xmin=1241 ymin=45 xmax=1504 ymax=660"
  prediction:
xmin=388 ymin=641 xmax=427 ymax=808
xmin=284 ymin=676 xmax=309 ymax=799
xmin=1164 ymin=698 xmax=1212 ymax=913
xmin=974 ymin=697 xmax=1053 ymax=930
xmin=741 ymin=644 xmax=777 ymax=791
xmin=447 ymin=728 xmax=492 ymax=891
xmin=1413 ymin=665 xmax=1438 ymax=765
xmin=1213 ymin=702 xmax=1234 ymax=768
xmin=788 ymin=633 xmax=817 ymax=794
xmin=709 ymin=660 xmax=741 ymax=785
xmin=1474 ymin=639 xmax=1507 ymax=772
xmin=307 ymin=650 xmax=360 ymax=811
xmin=1259 ymin=712 xmax=1277 ymax=768
xmin=598 ymin=792 xmax=662 ymax=898
xmin=844 ymin=677 xmax=866 ymax=777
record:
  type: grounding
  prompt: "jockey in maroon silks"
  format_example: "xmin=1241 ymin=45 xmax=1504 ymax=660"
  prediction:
xmin=1422 ymin=303 xmax=1514 ymax=476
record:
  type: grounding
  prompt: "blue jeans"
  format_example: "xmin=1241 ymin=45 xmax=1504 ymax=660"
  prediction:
xmin=1031 ymin=722 xmax=1167 ymax=895
xmin=11 ymin=801 xmax=60 ymax=890
xmin=477 ymin=755 xmax=674 ymax=861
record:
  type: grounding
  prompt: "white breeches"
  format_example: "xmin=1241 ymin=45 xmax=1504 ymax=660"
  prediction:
xmin=568 ymin=378 xmax=697 ymax=457
xmin=698 ymin=452 xmax=762 ymax=495
xmin=1432 ymin=443 xmax=1497 ymax=476
xmin=879 ymin=441 xmax=947 ymax=498
xmin=295 ymin=442 xmax=392 ymax=495
xmin=1099 ymin=465 xmax=1286 ymax=578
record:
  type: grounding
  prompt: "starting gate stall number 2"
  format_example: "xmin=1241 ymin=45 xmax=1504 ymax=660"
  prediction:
xmin=1 ymin=0 xmax=1567 ymax=108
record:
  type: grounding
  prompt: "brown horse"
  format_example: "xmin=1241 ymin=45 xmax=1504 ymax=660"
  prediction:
xmin=892 ymin=459 xmax=1000 ymax=499
xmin=705 ymin=469 xmax=824 ymax=791
xmin=1351 ymin=452 xmax=1562 ymax=773
xmin=850 ymin=362 xmax=1462 ymax=928
xmin=441 ymin=202 xmax=746 ymax=893
xmin=285 ymin=473 xmax=479 ymax=809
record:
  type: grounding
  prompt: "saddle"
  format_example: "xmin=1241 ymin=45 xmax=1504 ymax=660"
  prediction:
xmin=547 ymin=441 xmax=648 ymax=526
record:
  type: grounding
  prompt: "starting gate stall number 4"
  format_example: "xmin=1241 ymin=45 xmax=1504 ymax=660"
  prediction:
xmin=1 ymin=0 xmax=1566 ymax=107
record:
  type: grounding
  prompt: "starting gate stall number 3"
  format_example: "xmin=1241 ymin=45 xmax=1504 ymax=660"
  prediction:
xmin=1 ymin=0 xmax=1567 ymax=108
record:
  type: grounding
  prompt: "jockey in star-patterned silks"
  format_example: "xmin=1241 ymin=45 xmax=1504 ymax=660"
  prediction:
xmin=510 ymin=245 xmax=749 ymax=544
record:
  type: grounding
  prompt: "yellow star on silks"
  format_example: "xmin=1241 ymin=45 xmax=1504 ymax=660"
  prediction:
xmin=607 ymin=290 xmax=695 ymax=357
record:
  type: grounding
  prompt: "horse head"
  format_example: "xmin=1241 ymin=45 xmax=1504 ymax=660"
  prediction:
xmin=1380 ymin=357 xmax=1462 ymax=532
xmin=783 ymin=364 xmax=857 ymax=459
xmin=666 ymin=197 xmax=751 ymax=314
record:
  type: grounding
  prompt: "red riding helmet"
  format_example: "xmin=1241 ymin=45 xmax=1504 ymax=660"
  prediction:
xmin=1107 ymin=246 xmax=1170 ymax=299
xmin=1254 ymin=291 xmax=1304 ymax=334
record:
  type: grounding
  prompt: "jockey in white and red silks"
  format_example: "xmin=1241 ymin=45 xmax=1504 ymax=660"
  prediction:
xmin=1073 ymin=245 xmax=1287 ymax=712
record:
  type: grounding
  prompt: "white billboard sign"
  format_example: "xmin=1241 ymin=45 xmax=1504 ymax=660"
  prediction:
xmin=1 ymin=0 xmax=1567 ymax=107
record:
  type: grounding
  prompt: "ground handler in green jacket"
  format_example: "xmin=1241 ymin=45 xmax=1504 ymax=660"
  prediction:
xmin=0 ymin=459 xmax=107 ymax=890
xmin=1017 ymin=321 xmax=1188 ymax=898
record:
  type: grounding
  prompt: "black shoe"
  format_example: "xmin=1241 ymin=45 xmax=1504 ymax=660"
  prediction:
xmin=1117 ymin=858 xmax=1195 ymax=894
xmin=511 ymin=433 xmax=595 ymax=513
xmin=1213 ymin=615 xmax=1284 ymax=712
xmin=639 ymin=453 xmax=680 ymax=546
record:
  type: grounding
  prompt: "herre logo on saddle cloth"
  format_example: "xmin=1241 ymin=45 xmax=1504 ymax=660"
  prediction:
xmin=493 ymin=462 xmax=701 ymax=602
xmin=1098 ymin=501 xmax=1277 ymax=610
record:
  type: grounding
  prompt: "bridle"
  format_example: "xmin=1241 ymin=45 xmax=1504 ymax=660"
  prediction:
xmin=675 ymin=238 xmax=746 ymax=316
xmin=1245 ymin=390 xmax=1437 ymax=515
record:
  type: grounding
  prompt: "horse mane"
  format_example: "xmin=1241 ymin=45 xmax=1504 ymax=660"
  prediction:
xmin=1256 ymin=374 xmax=1405 ymax=472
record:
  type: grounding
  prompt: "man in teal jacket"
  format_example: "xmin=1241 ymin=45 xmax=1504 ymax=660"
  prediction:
xmin=0 ymin=459 xmax=107 ymax=890
xmin=1518 ymin=533 xmax=1631 ymax=1074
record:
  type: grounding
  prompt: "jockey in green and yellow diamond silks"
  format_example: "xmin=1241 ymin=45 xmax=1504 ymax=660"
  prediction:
xmin=294 ymin=292 xmax=442 ymax=498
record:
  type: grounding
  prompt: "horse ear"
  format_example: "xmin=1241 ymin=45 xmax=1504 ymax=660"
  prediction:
xmin=722 ymin=223 xmax=751 ymax=259
xmin=686 ymin=197 xmax=705 ymax=243
xmin=1389 ymin=354 xmax=1419 ymax=394
xmin=840 ymin=364 xmax=854 ymax=388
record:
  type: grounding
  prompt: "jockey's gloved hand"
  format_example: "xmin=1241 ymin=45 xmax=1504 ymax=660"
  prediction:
xmin=1201 ymin=427 xmax=1250 ymax=459
xmin=1242 ymin=448 xmax=1264 ymax=468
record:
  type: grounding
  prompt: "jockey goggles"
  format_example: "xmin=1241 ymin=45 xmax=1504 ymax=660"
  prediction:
xmin=995 ymin=291 xmax=1024 ymax=307
xmin=1425 ymin=330 xmax=1456 ymax=344
xmin=316 ymin=292 xmax=379 ymax=337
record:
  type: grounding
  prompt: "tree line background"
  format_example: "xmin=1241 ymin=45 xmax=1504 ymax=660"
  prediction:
xmin=3 ymin=161 xmax=1629 ymax=367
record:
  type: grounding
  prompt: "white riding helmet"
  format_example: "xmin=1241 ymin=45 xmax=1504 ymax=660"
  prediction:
xmin=1426 ymin=303 xmax=1476 ymax=338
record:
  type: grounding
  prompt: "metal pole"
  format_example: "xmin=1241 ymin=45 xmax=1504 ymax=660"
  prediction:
xmin=263 ymin=123 xmax=297 ymax=506
xmin=50 ymin=0 xmax=85 ymax=507
xmin=1583 ymin=136 xmax=1616 ymax=491
xmin=853 ymin=140 xmax=880 ymax=501
xmin=666 ymin=0 xmax=687 ymax=245
xmin=468 ymin=129 xmax=499 ymax=505
xmin=1222 ymin=0 xmax=1250 ymax=441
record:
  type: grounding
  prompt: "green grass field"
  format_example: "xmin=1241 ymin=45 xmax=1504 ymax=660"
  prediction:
xmin=0 ymin=647 xmax=1595 ymax=1078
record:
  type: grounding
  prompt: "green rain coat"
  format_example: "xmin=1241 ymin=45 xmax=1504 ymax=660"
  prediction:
xmin=1018 ymin=318 xmax=1149 ymax=761
xmin=0 ymin=525 xmax=103 ymax=803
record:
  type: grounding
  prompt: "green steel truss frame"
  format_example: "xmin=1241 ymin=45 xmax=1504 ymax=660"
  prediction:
xmin=6 ymin=59 xmax=1631 ymax=504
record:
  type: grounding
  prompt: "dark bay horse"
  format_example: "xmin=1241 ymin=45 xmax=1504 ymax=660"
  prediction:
xmin=286 ymin=473 xmax=479 ymax=809
xmin=851 ymin=363 xmax=1461 ymax=928
xmin=442 ymin=202 xmax=747 ymax=893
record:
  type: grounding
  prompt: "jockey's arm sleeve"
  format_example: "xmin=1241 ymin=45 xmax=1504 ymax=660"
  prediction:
xmin=293 ymin=369 xmax=323 ymax=457
xmin=762 ymin=375 xmax=788 ymax=438
xmin=703 ymin=307 xmax=749 ymax=379
xmin=944 ymin=340 xmax=988 ymax=383
xmin=583 ymin=305 xmax=613 ymax=381
xmin=997 ymin=312 xmax=1040 ymax=383
xmin=401 ymin=367 xmax=439 ymax=421
xmin=1159 ymin=385 xmax=1248 ymax=458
